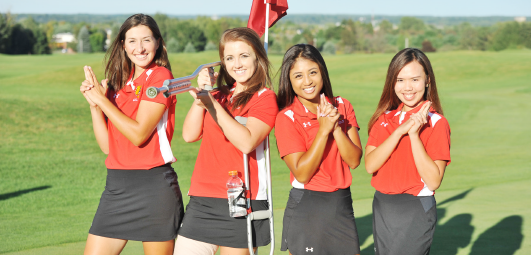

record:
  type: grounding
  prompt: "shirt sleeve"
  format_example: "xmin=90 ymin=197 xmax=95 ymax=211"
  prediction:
xmin=426 ymin=115 xmax=451 ymax=165
xmin=248 ymin=90 xmax=278 ymax=128
xmin=141 ymin=67 xmax=174 ymax=107
xmin=367 ymin=116 xmax=383 ymax=147
xmin=275 ymin=111 xmax=307 ymax=158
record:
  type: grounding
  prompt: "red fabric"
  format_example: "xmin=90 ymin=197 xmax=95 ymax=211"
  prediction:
xmin=367 ymin=101 xmax=451 ymax=196
xmin=105 ymin=63 xmax=177 ymax=170
xmin=247 ymin=0 xmax=288 ymax=37
xmin=275 ymin=96 xmax=360 ymax=192
xmin=188 ymin=88 xmax=278 ymax=200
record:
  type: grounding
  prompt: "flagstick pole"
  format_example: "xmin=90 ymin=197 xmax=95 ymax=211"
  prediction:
xmin=264 ymin=0 xmax=270 ymax=54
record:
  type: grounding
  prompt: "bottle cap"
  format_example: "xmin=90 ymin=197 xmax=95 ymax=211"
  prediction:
xmin=228 ymin=170 xmax=238 ymax=176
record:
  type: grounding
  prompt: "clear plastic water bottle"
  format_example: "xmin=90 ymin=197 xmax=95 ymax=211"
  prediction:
xmin=226 ymin=170 xmax=247 ymax=217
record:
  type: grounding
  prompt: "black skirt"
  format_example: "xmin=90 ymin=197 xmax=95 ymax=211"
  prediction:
xmin=178 ymin=196 xmax=271 ymax=248
xmin=372 ymin=191 xmax=437 ymax=255
xmin=281 ymin=188 xmax=360 ymax=255
xmin=89 ymin=164 xmax=184 ymax=241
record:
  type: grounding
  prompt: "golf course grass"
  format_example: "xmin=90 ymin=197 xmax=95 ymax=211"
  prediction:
xmin=1 ymin=49 xmax=530 ymax=254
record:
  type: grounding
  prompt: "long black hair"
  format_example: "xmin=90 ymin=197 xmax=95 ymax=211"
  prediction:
xmin=277 ymin=44 xmax=333 ymax=111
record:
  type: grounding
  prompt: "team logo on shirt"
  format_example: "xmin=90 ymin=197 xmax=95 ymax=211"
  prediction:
xmin=135 ymin=86 xmax=142 ymax=98
xmin=303 ymin=122 xmax=311 ymax=128
xmin=380 ymin=121 xmax=389 ymax=127
xmin=114 ymin=93 xmax=119 ymax=98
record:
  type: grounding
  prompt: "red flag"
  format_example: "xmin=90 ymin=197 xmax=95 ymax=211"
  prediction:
xmin=247 ymin=0 xmax=288 ymax=37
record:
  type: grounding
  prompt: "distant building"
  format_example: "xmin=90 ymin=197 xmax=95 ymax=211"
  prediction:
xmin=515 ymin=17 xmax=526 ymax=23
xmin=52 ymin=33 xmax=75 ymax=50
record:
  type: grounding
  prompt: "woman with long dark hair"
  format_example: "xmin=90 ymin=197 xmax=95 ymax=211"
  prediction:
xmin=275 ymin=44 xmax=362 ymax=255
xmin=79 ymin=14 xmax=183 ymax=255
xmin=174 ymin=27 xmax=277 ymax=255
xmin=365 ymin=48 xmax=451 ymax=255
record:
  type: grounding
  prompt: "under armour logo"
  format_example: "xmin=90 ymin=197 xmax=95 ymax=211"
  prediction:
xmin=303 ymin=122 xmax=311 ymax=128
xmin=306 ymin=247 xmax=313 ymax=252
xmin=114 ymin=94 xmax=120 ymax=98
xmin=380 ymin=121 xmax=389 ymax=127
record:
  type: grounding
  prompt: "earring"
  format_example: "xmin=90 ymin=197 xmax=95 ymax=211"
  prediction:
xmin=426 ymin=83 xmax=430 ymax=87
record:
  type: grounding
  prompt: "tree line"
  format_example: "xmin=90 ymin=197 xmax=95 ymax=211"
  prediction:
xmin=0 ymin=12 xmax=529 ymax=55
xmin=0 ymin=13 xmax=50 ymax=54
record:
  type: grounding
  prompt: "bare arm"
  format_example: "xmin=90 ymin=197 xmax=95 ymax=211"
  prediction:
xmin=283 ymin=99 xmax=339 ymax=184
xmin=204 ymin=94 xmax=272 ymax=154
xmin=80 ymin=78 xmax=109 ymax=154
xmin=364 ymin=119 xmax=414 ymax=174
xmin=83 ymin=66 xmax=167 ymax=147
xmin=408 ymin=101 xmax=446 ymax=191
xmin=333 ymin=126 xmax=363 ymax=169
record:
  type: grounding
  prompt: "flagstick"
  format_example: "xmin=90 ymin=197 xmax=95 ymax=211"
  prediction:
xmin=264 ymin=0 xmax=270 ymax=54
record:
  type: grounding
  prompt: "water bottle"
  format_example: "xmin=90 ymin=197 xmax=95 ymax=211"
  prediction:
xmin=226 ymin=170 xmax=247 ymax=217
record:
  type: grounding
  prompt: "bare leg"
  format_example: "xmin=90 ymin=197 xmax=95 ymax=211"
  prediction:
xmin=84 ymin=234 xmax=127 ymax=255
xmin=143 ymin=240 xmax=175 ymax=255
xmin=174 ymin=235 xmax=218 ymax=255
xmin=219 ymin=246 xmax=257 ymax=255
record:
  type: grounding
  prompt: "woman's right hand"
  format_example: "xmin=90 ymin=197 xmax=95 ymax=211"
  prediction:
xmin=317 ymin=94 xmax=339 ymax=136
xmin=80 ymin=79 xmax=97 ymax=107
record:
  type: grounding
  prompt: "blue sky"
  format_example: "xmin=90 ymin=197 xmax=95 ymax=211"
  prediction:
xmin=0 ymin=0 xmax=530 ymax=17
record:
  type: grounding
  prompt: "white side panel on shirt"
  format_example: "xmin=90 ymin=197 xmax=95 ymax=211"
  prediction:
xmin=291 ymin=179 xmax=304 ymax=189
xmin=428 ymin=112 xmax=442 ymax=127
xmin=417 ymin=178 xmax=435 ymax=196
xmin=157 ymin=109 xmax=176 ymax=163
xmin=255 ymin=140 xmax=268 ymax=200
xmin=284 ymin=110 xmax=295 ymax=122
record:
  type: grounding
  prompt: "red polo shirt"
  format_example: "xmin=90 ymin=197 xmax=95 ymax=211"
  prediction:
xmin=105 ymin=63 xmax=177 ymax=170
xmin=275 ymin=96 xmax=360 ymax=192
xmin=188 ymin=88 xmax=278 ymax=200
xmin=367 ymin=102 xmax=451 ymax=196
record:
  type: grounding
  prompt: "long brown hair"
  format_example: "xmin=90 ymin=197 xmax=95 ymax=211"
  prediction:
xmin=216 ymin=27 xmax=272 ymax=111
xmin=104 ymin=14 xmax=171 ymax=92
xmin=277 ymin=44 xmax=334 ymax=111
xmin=367 ymin=48 xmax=443 ymax=134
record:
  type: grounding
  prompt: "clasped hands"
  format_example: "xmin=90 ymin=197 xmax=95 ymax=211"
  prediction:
xmin=317 ymin=94 xmax=341 ymax=135
xmin=79 ymin=66 xmax=108 ymax=108
xmin=396 ymin=101 xmax=432 ymax=137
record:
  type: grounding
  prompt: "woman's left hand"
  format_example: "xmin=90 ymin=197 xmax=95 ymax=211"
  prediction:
xmin=190 ymin=89 xmax=216 ymax=111
xmin=83 ymin=66 xmax=108 ymax=105
xmin=408 ymin=101 xmax=431 ymax=136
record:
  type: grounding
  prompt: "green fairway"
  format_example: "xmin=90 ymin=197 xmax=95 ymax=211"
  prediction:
xmin=1 ymin=50 xmax=530 ymax=254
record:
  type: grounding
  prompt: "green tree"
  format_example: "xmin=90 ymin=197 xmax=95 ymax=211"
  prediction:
xmin=0 ymin=13 xmax=14 ymax=53
xmin=322 ymin=40 xmax=336 ymax=55
xmin=166 ymin=37 xmax=180 ymax=53
xmin=10 ymin=24 xmax=35 ymax=54
xmin=183 ymin=41 xmax=196 ymax=53
xmin=33 ymin=29 xmax=51 ymax=54
xmin=204 ymin=41 xmax=217 ymax=51
xmin=77 ymin=26 xmax=91 ymax=53
xmin=89 ymin=29 xmax=106 ymax=52
xmin=399 ymin=17 xmax=425 ymax=35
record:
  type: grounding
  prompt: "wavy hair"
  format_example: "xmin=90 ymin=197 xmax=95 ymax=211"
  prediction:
xmin=216 ymin=27 xmax=272 ymax=111
xmin=104 ymin=14 xmax=171 ymax=92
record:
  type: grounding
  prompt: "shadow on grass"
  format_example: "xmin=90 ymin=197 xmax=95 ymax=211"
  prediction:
xmin=0 ymin=185 xmax=52 ymax=201
xmin=469 ymin=215 xmax=523 ymax=255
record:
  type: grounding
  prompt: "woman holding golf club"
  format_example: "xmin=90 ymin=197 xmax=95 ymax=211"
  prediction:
xmin=79 ymin=14 xmax=183 ymax=255
xmin=365 ymin=48 xmax=451 ymax=255
xmin=174 ymin=27 xmax=277 ymax=255
xmin=274 ymin=44 xmax=362 ymax=255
